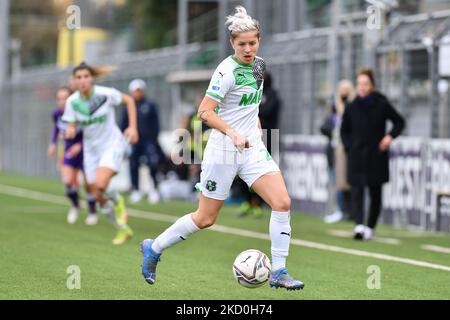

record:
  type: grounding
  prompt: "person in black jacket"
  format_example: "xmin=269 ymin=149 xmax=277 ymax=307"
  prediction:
xmin=120 ymin=79 xmax=165 ymax=204
xmin=258 ymin=72 xmax=281 ymax=154
xmin=340 ymin=69 xmax=405 ymax=240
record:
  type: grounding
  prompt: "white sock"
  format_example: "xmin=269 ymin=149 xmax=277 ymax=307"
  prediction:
xmin=100 ymin=200 xmax=118 ymax=228
xmin=270 ymin=210 xmax=291 ymax=271
xmin=103 ymin=189 xmax=119 ymax=204
xmin=151 ymin=213 xmax=200 ymax=254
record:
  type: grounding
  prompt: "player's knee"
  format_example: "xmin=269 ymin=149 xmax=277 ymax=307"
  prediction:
xmin=63 ymin=183 xmax=73 ymax=192
xmin=272 ymin=195 xmax=291 ymax=212
xmin=94 ymin=179 xmax=108 ymax=193
xmin=199 ymin=217 xmax=217 ymax=229
xmin=193 ymin=212 xmax=217 ymax=229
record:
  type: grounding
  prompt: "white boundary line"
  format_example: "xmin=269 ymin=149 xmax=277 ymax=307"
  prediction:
xmin=421 ymin=244 xmax=450 ymax=254
xmin=327 ymin=229 xmax=401 ymax=245
xmin=0 ymin=183 xmax=449 ymax=272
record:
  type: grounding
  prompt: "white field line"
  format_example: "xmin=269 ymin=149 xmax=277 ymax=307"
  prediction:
xmin=421 ymin=244 xmax=450 ymax=254
xmin=327 ymin=229 xmax=401 ymax=245
xmin=0 ymin=183 xmax=449 ymax=272
xmin=3 ymin=206 xmax=65 ymax=213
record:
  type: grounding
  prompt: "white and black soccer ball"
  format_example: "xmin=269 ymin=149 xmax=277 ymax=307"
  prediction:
xmin=232 ymin=249 xmax=271 ymax=288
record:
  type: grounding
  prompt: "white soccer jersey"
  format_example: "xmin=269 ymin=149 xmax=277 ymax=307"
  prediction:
xmin=62 ymin=85 xmax=125 ymax=149
xmin=205 ymin=55 xmax=265 ymax=151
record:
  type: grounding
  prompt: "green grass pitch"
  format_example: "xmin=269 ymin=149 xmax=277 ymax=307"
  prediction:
xmin=0 ymin=173 xmax=449 ymax=300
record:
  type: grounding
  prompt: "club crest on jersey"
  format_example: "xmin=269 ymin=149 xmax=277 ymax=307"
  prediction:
xmin=205 ymin=180 xmax=217 ymax=192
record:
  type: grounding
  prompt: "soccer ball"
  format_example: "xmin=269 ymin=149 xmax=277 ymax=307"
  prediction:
xmin=232 ymin=249 xmax=271 ymax=288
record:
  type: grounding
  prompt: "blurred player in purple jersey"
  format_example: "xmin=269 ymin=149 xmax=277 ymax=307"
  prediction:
xmin=48 ymin=87 xmax=98 ymax=225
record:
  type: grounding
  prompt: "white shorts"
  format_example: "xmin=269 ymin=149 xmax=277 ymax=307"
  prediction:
xmin=199 ymin=142 xmax=280 ymax=200
xmin=83 ymin=138 xmax=127 ymax=184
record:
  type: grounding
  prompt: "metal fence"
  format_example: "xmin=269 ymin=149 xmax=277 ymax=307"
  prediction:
xmin=0 ymin=42 xmax=213 ymax=177
xmin=281 ymin=134 xmax=450 ymax=233
xmin=2 ymin=4 xmax=450 ymax=179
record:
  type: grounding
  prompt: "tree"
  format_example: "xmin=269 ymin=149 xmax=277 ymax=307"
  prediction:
xmin=10 ymin=0 xmax=69 ymax=67
xmin=119 ymin=0 xmax=178 ymax=50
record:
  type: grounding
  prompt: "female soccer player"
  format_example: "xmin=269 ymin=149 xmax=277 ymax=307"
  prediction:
xmin=48 ymin=86 xmax=98 ymax=225
xmin=63 ymin=62 xmax=139 ymax=245
xmin=141 ymin=6 xmax=304 ymax=290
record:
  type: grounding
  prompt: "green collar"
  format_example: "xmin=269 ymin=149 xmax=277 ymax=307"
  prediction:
xmin=80 ymin=86 xmax=95 ymax=101
xmin=230 ymin=55 xmax=254 ymax=67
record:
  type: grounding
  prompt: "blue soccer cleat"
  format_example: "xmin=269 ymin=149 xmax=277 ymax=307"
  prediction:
xmin=140 ymin=239 xmax=161 ymax=285
xmin=269 ymin=268 xmax=304 ymax=291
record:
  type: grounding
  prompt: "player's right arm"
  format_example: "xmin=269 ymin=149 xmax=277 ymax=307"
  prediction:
xmin=197 ymin=96 xmax=250 ymax=153
xmin=61 ymin=97 xmax=77 ymax=140
xmin=201 ymin=65 xmax=250 ymax=153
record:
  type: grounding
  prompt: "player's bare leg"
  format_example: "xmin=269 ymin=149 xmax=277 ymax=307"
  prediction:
xmin=83 ymin=179 xmax=98 ymax=225
xmin=141 ymin=193 xmax=223 ymax=284
xmin=61 ymin=165 xmax=81 ymax=224
xmin=93 ymin=167 xmax=133 ymax=244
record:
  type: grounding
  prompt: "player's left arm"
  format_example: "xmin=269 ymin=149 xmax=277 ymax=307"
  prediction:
xmin=62 ymin=99 xmax=78 ymax=140
xmin=121 ymin=94 xmax=139 ymax=144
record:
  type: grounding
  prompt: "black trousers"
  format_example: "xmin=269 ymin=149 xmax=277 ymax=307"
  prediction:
xmin=129 ymin=143 xmax=162 ymax=191
xmin=351 ymin=184 xmax=382 ymax=229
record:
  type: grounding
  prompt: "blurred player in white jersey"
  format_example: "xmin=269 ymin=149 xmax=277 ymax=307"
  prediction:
xmin=63 ymin=62 xmax=138 ymax=245
xmin=140 ymin=6 xmax=304 ymax=290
